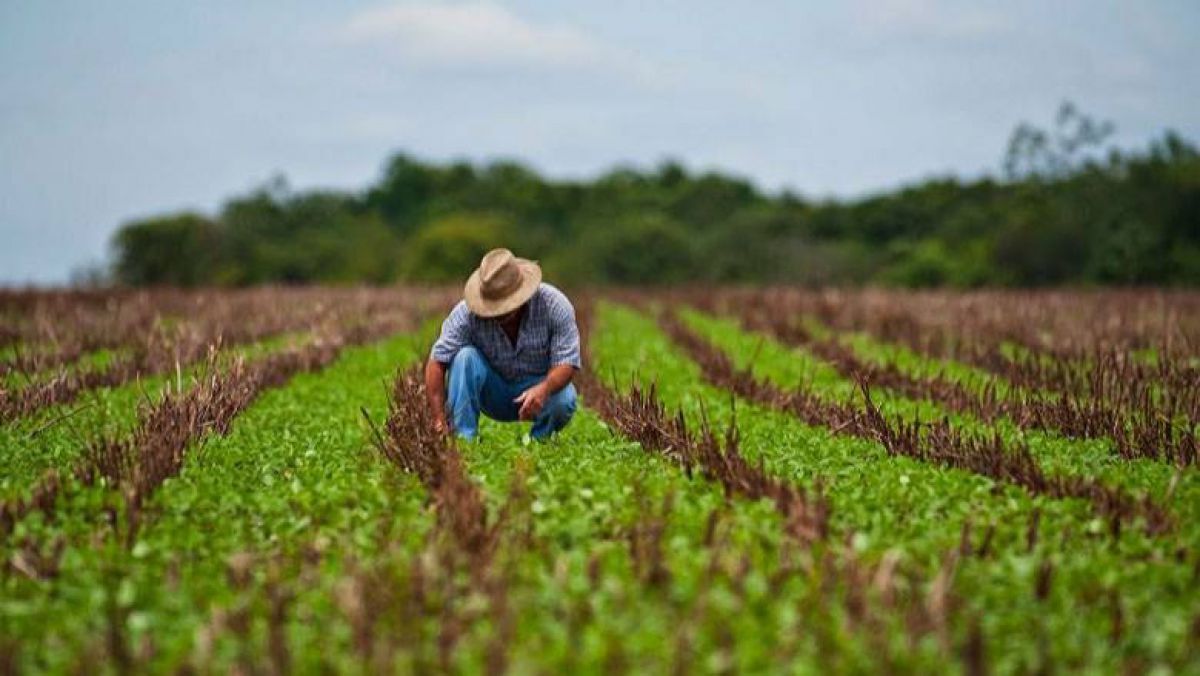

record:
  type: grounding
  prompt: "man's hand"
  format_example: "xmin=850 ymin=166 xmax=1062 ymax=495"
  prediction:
xmin=432 ymin=414 xmax=450 ymax=435
xmin=516 ymin=364 xmax=575 ymax=421
xmin=514 ymin=381 xmax=550 ymax=421
xmin=425 ymin=359 xmax=450 ymax=434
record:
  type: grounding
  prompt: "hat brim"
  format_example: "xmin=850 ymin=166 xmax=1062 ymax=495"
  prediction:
xmin=464 ymin=259 xmax=542 ymax=318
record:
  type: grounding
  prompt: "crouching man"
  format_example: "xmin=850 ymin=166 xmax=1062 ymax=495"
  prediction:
xmin=425 ymin=248 xmax=580 ymax=441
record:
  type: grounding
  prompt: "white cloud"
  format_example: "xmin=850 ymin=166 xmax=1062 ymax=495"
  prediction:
xmin=339 ymin=1 xmax=618 ymax=70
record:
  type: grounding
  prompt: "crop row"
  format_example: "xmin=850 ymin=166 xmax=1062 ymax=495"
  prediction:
xmin=0 ymin=287 xmax=440 ymax=350
xmin=696 ymin=287 xmax=1200 ymax=358
xmin=659 ymin=310 xmax=1172 ymax=535
xmin=2 ymin=296 xmax=427 ymax=533
xmin=672 ymin=309 xmax=1200 ymax=547
xmin=1 ymin=315 xmax=440 ymax=671
xmin=679 ymin=306 xmax=1200 ymax=530
xmin=0 ymin=332 xmax=304 ymax=505
xmin=2 ymin=299 xmax=968 ymax=672
xmin=148 ymin=309 xmax=974 ymax=672
xmin=2 ymin=291 xmax=1197 ymax=672
xmin=575 ymin=304 xmax=983 ymax=663
xmin=592 ymin=301 xmax=1199 ymax=670
xmin=716 ymin=300 xmax=1200 ymax=467
xmin=0 ymin=288 xmax=315 ymax=372
xmin=0 ymin=288 xmax=449 ymax=425
xmin=639 ymin=287 xmax=1199 ymax=467
xmin=576 ymin=302 xmax=830 ymax=545
xmin=668 ymin=288 xmax=1200 ymax=428
xmin=0 ymin=288 xmax=436 ymax=499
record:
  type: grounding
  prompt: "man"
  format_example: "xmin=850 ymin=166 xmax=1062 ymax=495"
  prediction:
xmin=425 ymin=248 xmax=580 ymax=440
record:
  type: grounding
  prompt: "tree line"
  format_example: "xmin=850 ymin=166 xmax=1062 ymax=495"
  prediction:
xmin=111 ymin=104 xmax=1200 ymax=287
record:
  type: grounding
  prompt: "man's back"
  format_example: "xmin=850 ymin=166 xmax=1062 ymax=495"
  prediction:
xmin=430 ymin=283 xmax=581 ymax=382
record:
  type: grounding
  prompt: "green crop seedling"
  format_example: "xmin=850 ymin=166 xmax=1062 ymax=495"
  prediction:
xmin=1 ymin=287 xmax=1197 ymax=673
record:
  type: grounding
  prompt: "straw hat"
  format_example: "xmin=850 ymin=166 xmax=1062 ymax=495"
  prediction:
xmin=464 ymin=248 xmax=542 ymax=317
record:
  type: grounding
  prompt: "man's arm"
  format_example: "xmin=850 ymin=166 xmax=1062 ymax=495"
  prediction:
xmin=542 ymin=363 xmax=575 ymax=394
xmin=425 ymin=358 xmax=449 ymax=433
xmin=515 ymin=363 xmax=575 ymax=421
xmin=426 ymin=302 xmax=471 ymax=434
xmin=516 ymin=287 xmax=583 ymax=420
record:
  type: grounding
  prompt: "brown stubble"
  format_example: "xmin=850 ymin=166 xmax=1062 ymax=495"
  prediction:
xmin=655 ymin=310 xmax=1173 ymax=537
xmin=741 ymin=304 xmax=1199 ymax=467
xmin=1 ymin=287 xmax=450 ymax=424
xmin=364 ymin=364 xmax=518 ymax=673
xmin=577 ymin=298 xmax=979 ymax=668
xmin=1 ymin=299 xmax=428 ymax=549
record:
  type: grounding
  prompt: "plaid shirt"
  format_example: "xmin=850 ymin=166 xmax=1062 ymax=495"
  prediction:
xmin=430 ymin=283 xmax=582 ymax=381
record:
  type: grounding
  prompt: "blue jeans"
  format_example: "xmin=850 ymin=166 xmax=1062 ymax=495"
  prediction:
xmin=447 ymin=346 xmax=577 ymax=440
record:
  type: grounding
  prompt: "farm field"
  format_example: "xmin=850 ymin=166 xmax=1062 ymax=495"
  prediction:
xmin=1 ymin=287 xmax=1199 ymax=673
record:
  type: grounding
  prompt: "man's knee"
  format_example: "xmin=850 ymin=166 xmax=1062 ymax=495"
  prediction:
xmin=449 ymin=347 xmax=487 ymax=380
xmin=451 ymin=346 xmax=484 ymax=369
xmin=447 ymin=347 xmax=491 ymax=400
xmin=545 ymin=383 xmax=578 ymax=421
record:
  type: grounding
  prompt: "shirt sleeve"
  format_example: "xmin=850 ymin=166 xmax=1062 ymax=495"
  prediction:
xmin=545 ymin=288 xmax=582 ymax=370
xmin=430 ymin=301 xmax=471 ymax=364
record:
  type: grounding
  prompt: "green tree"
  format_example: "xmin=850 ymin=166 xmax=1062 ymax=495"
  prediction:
xmin=112 ymin=213 xmax=221 ymax=286
xmin=105 ymin=109 xmax=1200 ymax=288
xmin=400 ymin=213 xmax=514 ymax=282
xmin=554 ymin=214 xmax=696 ymax=285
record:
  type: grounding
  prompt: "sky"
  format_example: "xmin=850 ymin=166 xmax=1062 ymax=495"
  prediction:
xmin=2 ymin=0 xmax=1198 ymax=284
